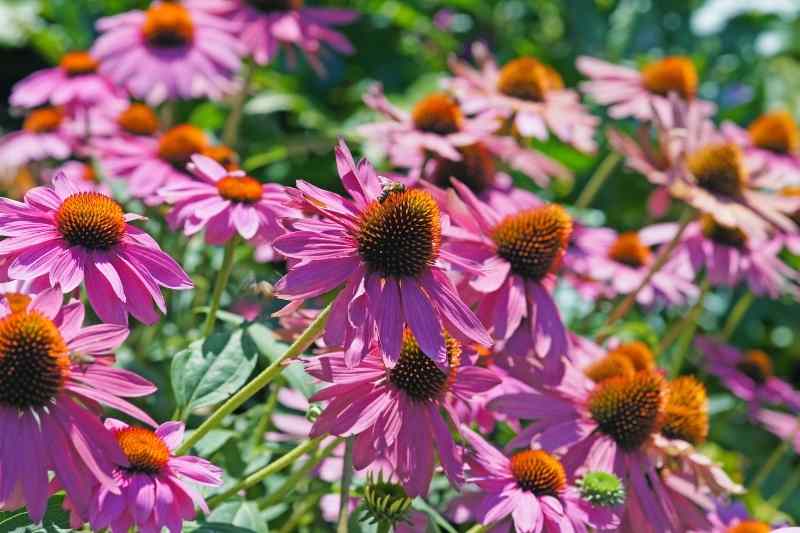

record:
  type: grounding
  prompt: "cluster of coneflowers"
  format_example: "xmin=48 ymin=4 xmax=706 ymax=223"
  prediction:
xmin=0 ymin=1 xmax=799 ymax=532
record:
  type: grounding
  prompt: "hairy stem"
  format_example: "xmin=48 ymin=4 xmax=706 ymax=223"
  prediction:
xmin=202 ymin=238 xmax=237 ymax=338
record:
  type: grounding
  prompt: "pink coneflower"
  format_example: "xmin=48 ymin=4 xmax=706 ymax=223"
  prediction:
xmin=0 ymin=107 xmax=74 ymax=169
xmin=359 ymin=85 xmax=569 ymax=187
xmin=191 ymin=0 xmax=358 ymax=72
xmin=564 ymin=223 xmax=698 ymax=308
xmin=49 ymin=160 xmax=111 ymax=196
xmin=721 ymin=111 xmax=800 ymax=187
xmin=161 ymin=154 xmax=293 ymax=243
xmin=576 ymin=55 xmax=715 ymax=122
xmin=272 ymin=140 xmax=491 ymax=367
xmin=668 ymin=215 xmax=799 ymax=298
xmin=304 ymin=330 xmax=500 ymax=496
xmin=448 ymin=43 xmax=598 ymax=153
xmin=88 ymin=419 xmax=223 ymax=533
xmin=460 ymin=426 xmax=620 ymax=532
xmin=0 ymin=172 xmax=193 ymax=325
xmin=0 ymin=289 xmax=156 ymax=521
xmin=695 ymin=336 xmax=800 ymax=411
xmin=491 ymin=363 xmax=736 ymax=533
xmin=92 ymin=1 xmax=242 ymax=104
xmin=96 ymin=122 xmax=209 ymax=203
xmin=10 ymin=50 xmax=125 ymax=109
xmin=443 ymin=179 xmax=572 ymax=365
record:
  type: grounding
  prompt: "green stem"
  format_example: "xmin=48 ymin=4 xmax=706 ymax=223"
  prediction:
xmin=663 ymin=278 xmax=709 ymax=377
xmin=202 ymin=238 xmax=238 ymax=338
xmin=768 ymin=461 xmax=800 ymax=510
xmin=206 ymin=436 xmax=324 ymax=508
xmin=177 ymin=303 xmax=332 ymax=455
xmin=601 ymin=209 xmax=694 ymax=335
xmin=277 ymin=492 xmax=321 ymax=533
xmin=259 ymin=437 xmax=343 ymax=509
xmin=336 ymin=437 xmax=355 ymax=533
xmin=575 ymin=152 xmax=622 ymax=209
xmin=465 ymin=524 xmax=489 ymax=533
xmin=748 ymin=416 xmax=800 ymax=492
xmin=721 ymin=291 xmax=754 ymax=341
xmin=249 ymin=383 xmax=282 ymax=449
xmin=222 ymin=62 xmax=253 ymax=147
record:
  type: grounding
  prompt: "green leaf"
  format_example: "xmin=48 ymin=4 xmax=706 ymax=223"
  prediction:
xmin=206 ymin=501 xmax=269 ymax=533
xmin=0 ymin=494 xmax=74 ymax=533
xmin=171 ymin=328 xmax=259 ymax=412
xmin=245 ymin=322 xmax=316 ymax=397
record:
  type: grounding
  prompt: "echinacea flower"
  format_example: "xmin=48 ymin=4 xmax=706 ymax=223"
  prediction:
xmin=88 ymin=419 xmax=223 ymax=533
xmin=695 ymin=336 xmax=800 ymax=411
xmin=443 ymin=179 xmax=572 ymax=367
xmin=359 ymin=85 xmax=569 ymax=187
xmin=10 ymin=50 xmax=125 ymax=109
xmin=448 ymin=42 xmax=598 ymax=152
xmin=0 ymin=289 xmax=156 ymax=522
xmin=668 ymin=215 xmax=799 ymax=298
xmin=96 ymin=122 xmax=209 ymax=203
xmin=491 ymin=362 xmax=737 ymax=533
xmin=577 ymin=55 xmax=715 ymax=122
xmin=0 ymin=172 xmax=193 ymax=324
xmin=92 ymin=1 xmax=242 ymax=104
xmin=192 ymin=0 xmax=358 ymax=72
xmin=273 ymin=140 xmax=491 ymax=367
xmin=565 ymin=222 xmax=698 ymax=309
xmin=0 ymin=107 xmax=74 ymax=169
xmin=50 ymin=160 xmax=111 ymax=195
xmin=460 ymin=426 xmax=620 ymax=533
xmin=161 ymin=154 xmax=293 ymax=243
xmin=304 ymin=329 xmax=500 ymax=496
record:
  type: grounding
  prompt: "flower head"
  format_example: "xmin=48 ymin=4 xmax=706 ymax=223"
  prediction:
xmin=0 ymin=107 xmax=74 ymax=169
xmin=273 ymin=140 xmax=491 ymax=367
xmin=0 ymin=172 xmax=193 ymax=324
xmin=0 ymin=289 xmax=156 ymax=522
xmin=88 ymin=419 xmax=223 ymax=533
xmin=92 ymin=1 xmax=242 ymax=104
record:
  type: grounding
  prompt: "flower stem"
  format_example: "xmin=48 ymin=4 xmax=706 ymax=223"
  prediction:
xmin=277 ymin=493 xmax=322 ymax=533
xmin=177 ymin=302 xmax=332 ymax=455
xmin=259 ymin=437 xmax=343 ymax=509
xmin=202 ymin=238 xmax=238 ymax=338
xmin=721 ymin=291 xmax=754 ymax=341
xmin=663 ymin=277 xmax=709 ymax=377
xmin=575 ymin=152 xmax=622 ymax=209
xmin=768 ymin=460 xmax=800 ymax=510
xmin=222 ymin=61 xmax=253 ymax=147
xmin=601 ymin=208 xmax=694 ymax=335
xmin=207 ymin=436 xmax=324 ymax=508
xmin=748 ymin=416 xmax=800 ymax=492
xmin=336 ymin=437 xmax=355 ymax=533
xmin=465 ymin=524 xmax=489 ymax=533
xmin=249 ymin=383 xmax=282 ymax=449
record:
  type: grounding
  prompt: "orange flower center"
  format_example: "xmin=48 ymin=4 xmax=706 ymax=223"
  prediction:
xmin=56 ymin=192 xmax=126 ymax=250
xmin=23 ymin=107 xmax=63 ymax=134
xmin=611 ymin=341 xmax=655 ymax=372
xmin=357 ymin=188 xmax=441 ymax=278
xmin=662 ymin=376 xmax=708 ymax=445
xmin=115 ymin=427 xmax=171 ymax=474
xmin=509 ymin=449 xmax=567 ymax=496
xmin=497 ymin=57 xmax=564 ymax=102
xmin=141 ymin=3 xmax=195 ymax=48
xmin=158 ymin=124 xmax=208 ymax=169
xmin=411 ymin=93 xmax=463 ymax=135
xmin=491 ymin=205 xmax=572 ymax=282
xmin=387 ymin=329 xmax=461 ymax=401
xmin=217 ymin=176 xmax=263 ymax=204
xmin=203 ymin=145 xmax=239 ymax=170
xmin=736 ymin=350 xmax=773 ymax=385
xmin=585 ymin=354 xmax=636 ymax=383
xmin=640 ymin=56 xmax=698 ymax=99
xmin=5 ymin=293 xmax=32 ymax=314
xmin=748 ymin=111 xmax=799 ymax=154
xmin=429 ymin=143 xmax=496 ymax=194
xmin=588 ymin=371 xmax=667 ymax=451
xmin=726 ymin=521 xmax=771 ymax=533
xmin=687 ymin=142 xmax=748 ymax=198
xmin=59 ymin=51 xmax=99 ymax=77
xmin=0 ymin=310 xmax=70 ymax=409
xmin=246 ymin=0 xmax=303 ymax=11
xmin=700 ymin=214 xmax=747 ymax=249
xmin=608 ymin=232 xmax=651 ymax=268
xmin=118 ymin=104 xmax=160 ymax=136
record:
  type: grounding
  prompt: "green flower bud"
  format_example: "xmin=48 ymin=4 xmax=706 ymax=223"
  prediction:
xmin=360 ymin=471 xmax=413 ymax=527
xmin=576 ymin=471 xmax=626 ymax=507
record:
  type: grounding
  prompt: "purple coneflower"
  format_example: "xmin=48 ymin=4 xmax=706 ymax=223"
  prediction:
xmin=0 ymin=107 xmax=74 ymax=169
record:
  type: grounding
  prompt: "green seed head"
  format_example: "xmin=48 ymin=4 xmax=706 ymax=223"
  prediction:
xmin=576 ymin=471 xmax=626 ymax=507
xmin=361 ymin=471 xmax=413 ymax=527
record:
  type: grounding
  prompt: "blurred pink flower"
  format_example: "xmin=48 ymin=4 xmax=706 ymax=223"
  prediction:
xmin=0 ymin=107 xmax=74 ymax=169
xmin=0 ymin=172 xmax=193 ymax=324
xmin=0 ymin=289 xmax=156 ymax=522
xmin=449 ymin=43 xmax=598 ymax=153
xmin=93 ymin=1 xmax=242 ymax=104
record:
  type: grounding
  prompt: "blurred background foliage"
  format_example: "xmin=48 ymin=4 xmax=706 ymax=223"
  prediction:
xmin=3 ymin=0 xmax=800 ymax=525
